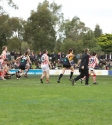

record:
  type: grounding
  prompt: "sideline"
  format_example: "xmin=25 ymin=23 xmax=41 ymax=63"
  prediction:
xmin=9 ymin=69 xmax=110 ymax=75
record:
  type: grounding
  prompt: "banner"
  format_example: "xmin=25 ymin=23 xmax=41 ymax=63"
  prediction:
xmin=108 ymin=70 xmax=112 ymax=75
xmin=9 ymin=69 xmax=108 ymax=75
xmin=9 ymin=69 xmax=42 ymax=75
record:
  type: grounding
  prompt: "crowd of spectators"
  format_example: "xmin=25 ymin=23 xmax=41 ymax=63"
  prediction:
xmin=6 ymin=50 xmax=112 ymax=70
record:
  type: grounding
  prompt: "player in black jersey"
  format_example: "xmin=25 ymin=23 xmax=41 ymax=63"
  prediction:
xmin=15 ymin=51 xmax=31 ymax=79
xmin=24 ymin=49 xmax=31 ymax=78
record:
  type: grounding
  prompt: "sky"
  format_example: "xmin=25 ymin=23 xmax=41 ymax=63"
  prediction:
xmin=4 ymin=0 xmax=112 ymax=34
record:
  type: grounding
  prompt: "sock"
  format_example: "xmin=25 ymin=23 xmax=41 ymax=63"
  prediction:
xmin=70 ymin=72 xmax=73 ymax=79
xmin=25 ymin=69 xmax=29 ymax=75
xmin=58 ymin=74 xmax=63 ymax=81
xmin=92 ymin=74 xmax=96 ymax=83
xmin=46 ymin=79 xmax=50 ymax=83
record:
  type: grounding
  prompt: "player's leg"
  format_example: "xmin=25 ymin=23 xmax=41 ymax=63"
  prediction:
xmin=46 ymin=70 xmax=50 ymax=83
xmin=69 ymin=66 xmax=74 ymax=81
xmin=92 ymin=70 xmax=98 ymax=84
xmin=0 ymin=70 xmax=6 ymax=80
xmin=16 ymin=69 xmax=23 ymax=79
xmin=40 ymin=71 xmax=45 ymax=83
xmin=24 ymin=63 xmax=30 ymax=78
xmin=57 ymin=68 xmax=66 ymax=83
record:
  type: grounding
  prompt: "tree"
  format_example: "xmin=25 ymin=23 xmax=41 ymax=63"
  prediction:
xmin=0 ymin=0 xmax=18 ymax=52
xmin=7 ymin=37 xmax=21 ymax=51
xmin=0 ymin=15 xmax=10 ymax=52
xmin=82 ymin=30 xmax=102 ymax=53
xmin=83 ymin=30 xmax=96 ymax=48
xmin=60 ymin=16 xmax=89 ymax=41
xmin=97 ymin=34 xmax=112 ymax=53
xmin=8 ymin=17 xmax=26 ymax=40
xmin=59 ymin=16 xmax=104 ymax=54
xmin=94 ymin=24 xmax=102 ymax=38
xmin=24 ymin=0 xmax=63 ymax=51
xmin=0 ymin=14 xmax=26 ymax=52
xmin=0 ymin=0 xmax=18 ymax=14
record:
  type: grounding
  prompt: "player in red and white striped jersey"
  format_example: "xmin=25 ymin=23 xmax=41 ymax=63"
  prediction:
xmin=89 ymin=52 xmax=99 ymax=84
xmin=80 ymin=52 xmax=99 ymax=84
xmin=40 ymin=50 xmax=52 ymax=83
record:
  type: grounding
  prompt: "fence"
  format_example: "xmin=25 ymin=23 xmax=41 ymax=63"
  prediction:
xmin=9 ymin=69 xmax=112 ymax=75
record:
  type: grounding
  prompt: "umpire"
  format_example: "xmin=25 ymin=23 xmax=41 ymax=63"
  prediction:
xmin=72 ymin=48 xmax=90 ymax=86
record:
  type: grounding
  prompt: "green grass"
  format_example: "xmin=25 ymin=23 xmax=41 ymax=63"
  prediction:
xmin=0 ymin=75 xmax=112 ymax=125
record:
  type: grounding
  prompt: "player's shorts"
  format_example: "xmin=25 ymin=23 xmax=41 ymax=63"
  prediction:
xmin=70 ymin=60 xmax=74 ymax=66
xmin=41 ymin=64 xmax=49 ymax=71
xmin=19 ymin=65 xmax=26 ymax=70
xmin=89 ymin=67 xmax=95 ymax=71
xmin=63 ymin=64 xmax=71 ymax=68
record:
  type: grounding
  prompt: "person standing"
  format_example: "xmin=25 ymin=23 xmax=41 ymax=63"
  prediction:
xmin=72 ymin=48 xmax=90 ymax=86
xmin=57 ymin=48 xmax=74 ymax=83
xmin=1 ymin=46 xmax=7 ymax=59
xmin=40 ymin=50 xmax=51 ymax=83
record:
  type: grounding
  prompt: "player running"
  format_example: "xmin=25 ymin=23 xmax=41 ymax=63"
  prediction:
xmin=24 ymin=49 xmax=31 ymax=78
xmin=81 ymin=52 xmax=99 ymax=84
xmin=40 ymin=50 xmax=51 ymax=83
xmin=89 ymin=52 xmax=99 ymax=84
xmin=57 ymin=48 xmax=75 ymax=83
xmin=15 ymin=51 xmax=32 ymax=79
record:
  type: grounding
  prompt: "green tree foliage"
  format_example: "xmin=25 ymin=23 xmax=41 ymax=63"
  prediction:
xmin=24 ymin=0 xmax=63 ymax=51
xmin=61 ymin=16 xmax=89 ymax=41
xmin=60 ymin=38 xmax=83 ymax=54
xmin=0 ymin=15 xmax=10 ymax=52
xmin=94 ymin=24 xmax=102 ymax=38
xmin=0 ymin=0 xmax=18 ymax=14
xmin=8 ymin=17 xmax=26 ymax=39
xmin=83 ymin=30 xmax=96 ymax=48
xmin=59 ymin=16 xmax=97 ymax=54
xmin=0 ymin=14 xmax=26 ymax=52
xmin=21 ymin=42 xmax=29 ymax=53
xmin=60 ymin=17 xmax=103 ymax=54
xmin=83 ymin=30 xmax=102 ymax=53
xmin=97 ymin=34 xmax=112 ymax=52
xmin=7 ymin=37 xmax=21 ymax=51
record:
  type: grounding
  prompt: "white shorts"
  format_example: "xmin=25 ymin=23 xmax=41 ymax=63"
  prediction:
xmin=89 ymin=67 xmax=95 ymax=71
xmin=41 ymin=64 xmax=49 ymax=71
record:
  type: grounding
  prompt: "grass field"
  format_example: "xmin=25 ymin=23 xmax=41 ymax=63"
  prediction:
xmin=0 ymin=75 xmax=112 ymax=125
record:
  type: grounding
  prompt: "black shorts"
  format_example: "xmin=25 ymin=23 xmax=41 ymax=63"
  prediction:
xmin=63 ymin=64 xmax=71 ymax=68
xmin=19 ymin=65 xmax=26 ymax=70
